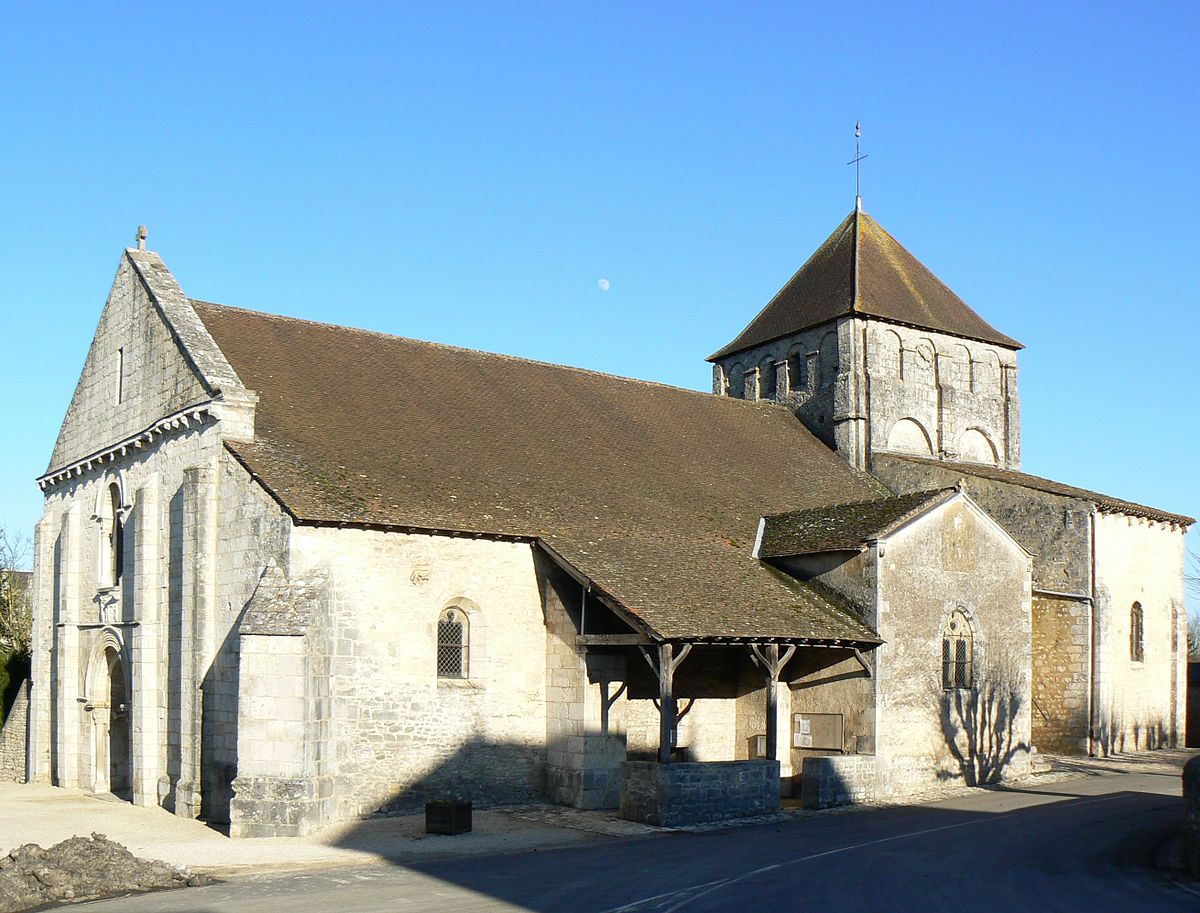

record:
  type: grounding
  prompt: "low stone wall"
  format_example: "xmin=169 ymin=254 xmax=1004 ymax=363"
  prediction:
xmin=801 ymin=755 xmax=879 ymax=808
xmin=619 ymin=760 xmax=779 ymax=827
xmin=1184 ymin=754 xmax=1200 ymax=878
xmin=0 ymin=681 xmax=28 ymax=783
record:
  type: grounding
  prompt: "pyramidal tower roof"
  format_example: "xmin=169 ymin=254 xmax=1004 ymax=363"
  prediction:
xmin=709 ymin=208 xmax=1022 ymax=361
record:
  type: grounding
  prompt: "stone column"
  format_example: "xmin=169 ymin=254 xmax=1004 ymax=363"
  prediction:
xmin=131 ymin=478 xmax=162 ymax=806
xmin=175 ymin=464 xmax=217 ymax=818
xmin=26 ymin=514 xmax=55 ymax=783
xmin=53 ymin=505 xmax=83 ymax=788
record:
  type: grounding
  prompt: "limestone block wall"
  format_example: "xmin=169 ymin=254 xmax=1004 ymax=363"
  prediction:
xmin=859 ymin=319 xmax=1019 ymax=469
xmin=711 ymin=317 xmax=1019 ymax=471
xmin=800 ymin=754 xmax=882 ymax=808
xmin=48 ymin=256 xmax=210 ymax=473
xmin=0 ymin=681 xmax=29 ymax=782
xmin=788 ymin=652 xmax=877 ymax=771
xmin=1092 ymin=512 xmax=1187 ymax=752
xmin=1030 ymin=595 xmax=1090 ymax=754
xmin=871 ymin=454 xmax=1089 ymax=595
xmin=874 ymin=497 xmax=1032 ymax=791
xmin=288 ymin=527 xmax=548 ymax=821
xmin=29 ymin=427 xmax=289 ymax=819
xmin=619 ymin=760 xmax=780 ymax=827
xmin=710 ymin=323 xmax=841 ymax=448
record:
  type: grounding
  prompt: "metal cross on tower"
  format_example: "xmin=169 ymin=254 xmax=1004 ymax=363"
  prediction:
xmin=847 ymin=121 xmax=867 ymax=211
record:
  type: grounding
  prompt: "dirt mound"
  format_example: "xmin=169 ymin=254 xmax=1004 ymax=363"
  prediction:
xmin=0 ymin=833 xmax=209 ymax=912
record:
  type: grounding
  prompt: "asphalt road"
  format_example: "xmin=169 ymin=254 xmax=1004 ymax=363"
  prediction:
xmin=68 ymin=768 xmax=1196 ymax=913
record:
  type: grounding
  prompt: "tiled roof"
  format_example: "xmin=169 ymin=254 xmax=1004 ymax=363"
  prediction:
xmin=192 ymin=301 xmax=885 ymax=645
xmin=709 ymin=210 xmax=1022 ymax=360
xmin=758 ymin=489 xmax=955 ymax=558
xmin=881 ymin=454 xmax=1194 ymax=527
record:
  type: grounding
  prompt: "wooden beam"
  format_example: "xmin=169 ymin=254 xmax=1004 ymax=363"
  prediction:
xmin=575 ymin=634 xmax=653 ymax=646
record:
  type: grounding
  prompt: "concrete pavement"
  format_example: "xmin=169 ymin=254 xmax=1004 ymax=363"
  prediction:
xmin=0 ymin=785 xmax=655 ymax=876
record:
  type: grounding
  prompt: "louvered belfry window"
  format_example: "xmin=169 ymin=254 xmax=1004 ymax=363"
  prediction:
xmin=437 ymin=608 xmax=469 ymax=678
xmin=942 ymin=609 xmax=973 ymax=690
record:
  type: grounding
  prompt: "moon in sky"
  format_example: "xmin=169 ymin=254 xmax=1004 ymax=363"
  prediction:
xmin=597 ymin=278 xmax=611 ymax=292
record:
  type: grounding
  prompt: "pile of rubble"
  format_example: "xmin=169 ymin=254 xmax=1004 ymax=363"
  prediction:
xmin=0 ymin=833 xmax=208 ymax=912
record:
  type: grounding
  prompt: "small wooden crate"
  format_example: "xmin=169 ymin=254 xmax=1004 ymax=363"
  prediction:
xmin=425 ymin=800 xmax=472 ymax=835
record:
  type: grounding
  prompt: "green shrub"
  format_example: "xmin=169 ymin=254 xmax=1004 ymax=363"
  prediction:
xmin=0 ymin=650 xmax=30 ymax=728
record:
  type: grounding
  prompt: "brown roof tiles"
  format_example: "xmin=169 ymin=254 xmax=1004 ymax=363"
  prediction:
xmin=192 ymin=301 xmax=883 ymax=645
xmin=758 ymin=489 xmax=955 ymax=558
xmin=709 ymin=210 xmax=1022 ymax=360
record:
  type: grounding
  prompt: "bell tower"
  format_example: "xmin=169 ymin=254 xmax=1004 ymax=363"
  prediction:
xmin=708 ymin=208 xmax=1022 ymax=472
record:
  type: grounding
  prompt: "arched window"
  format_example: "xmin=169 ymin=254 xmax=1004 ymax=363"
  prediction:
xmin=759 ymin=360 xmax=777 ymax=401
xmin=942 ymin=609 xmax=973 ymax=690
xmin=786 ymin=349 xmax=806 ymax=393
xmin=99 ymin=482 xmax=124 ymax=588
xmin=1130 ymin=602 xmax=1144 ymax=663
xmin=726 ymin=364 xmax=743 ymax=399
xmin=437 ymin=607 xmax=469 ymax=678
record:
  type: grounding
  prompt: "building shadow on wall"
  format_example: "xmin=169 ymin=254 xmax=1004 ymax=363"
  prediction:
xmin=938 ymin=668 xmax=1029 ymax=786
xmin=329 ymin=734 xmax=550 ymax=829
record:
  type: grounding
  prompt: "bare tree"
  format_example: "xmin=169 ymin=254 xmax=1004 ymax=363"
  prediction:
xmin=1188 ymin=549 xmax=1199 ymax=660
xmin=0 ymin=529 xmax=31 ymax=656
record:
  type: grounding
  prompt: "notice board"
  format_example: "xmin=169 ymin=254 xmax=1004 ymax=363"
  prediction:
xmin=793 ymin=712 xmax=844 ymax=751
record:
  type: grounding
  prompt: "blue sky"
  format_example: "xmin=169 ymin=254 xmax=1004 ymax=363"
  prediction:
xmin=0 ymin=3 xmax=1196 ymax=610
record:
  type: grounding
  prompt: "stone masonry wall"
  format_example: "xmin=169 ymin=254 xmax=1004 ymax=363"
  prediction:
xmin=1031 ymin=595 xmax=1090 ymax=754
xmin=1092 ymin=512 xmax=1187 ymax=752
xmin=619 ymin=760 xmax=780 ymax=827
xmin=800 ymin=754 xmax=880 ymax=808
xmin=289 ymin=527 xmax=548 ymax=822
xmin=871 ymin=453 xmax=1090 ymax=596
xmin=712 ymin=316 xmax=1019 ymax=472
xmin=48 ymin=255 xmax=210 ymax=473
xmin=875 ymin=495 xmax=1032 ymax=792
xmin=33 ymin=430 xmax=288 ymax=814
xmin=712 ymin=323 xmax=841 ymax=449
xmin=0 ymin=681 xmax=29 ymax=782
xmin=30 ymin=254 xmax=286 ymax=821
xmin=857 ymin=319 xmax=1019 ymax=469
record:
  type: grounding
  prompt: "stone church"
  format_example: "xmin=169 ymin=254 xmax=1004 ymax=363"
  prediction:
xmin=26 ymin=206 xmax=1192 ymax=834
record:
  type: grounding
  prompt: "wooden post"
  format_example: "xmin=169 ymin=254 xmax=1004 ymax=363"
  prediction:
xmin=658 ymin=643 xmax=674 ymax=765
xmin=764 ymin=644 xmax=779 ymax=760
xmin=640 ymin=643 xmax=693 ymax=764
xmin=749 ymin=643 xmax=797 ymax=761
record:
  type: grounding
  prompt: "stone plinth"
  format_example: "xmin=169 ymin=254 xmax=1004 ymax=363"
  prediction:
xmin=801 ymin=755 xmax=880 ymax=808
xmin=619 ymin=760 xmax=779 ymax=827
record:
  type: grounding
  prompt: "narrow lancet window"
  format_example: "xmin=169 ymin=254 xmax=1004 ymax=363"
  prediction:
xmin=942 ymin=609 xmax=973 ymax=690
xmin=1130 ymin=602 xmax=1144 ymax=663
xmin=437 ymin=607 xmax=469 ymax=678
xmin=102 ymin=483 xmax=124 ymax=587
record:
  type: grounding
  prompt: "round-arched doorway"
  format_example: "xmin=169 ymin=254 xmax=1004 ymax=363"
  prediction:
xmin=90 ymin=643 xmax=132 ymax=800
